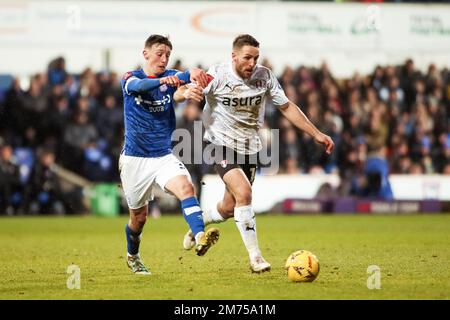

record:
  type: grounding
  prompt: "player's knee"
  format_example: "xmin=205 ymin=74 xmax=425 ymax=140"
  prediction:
xmin=130 ymin=208 xmax=147 ymax=228
xmin=136 ymin=213 xmax=147 ymax=227
xmin=178 ymin=182 xmax=195 ymax=199
xmin=234 ymin=187 xmax=252 ymax=205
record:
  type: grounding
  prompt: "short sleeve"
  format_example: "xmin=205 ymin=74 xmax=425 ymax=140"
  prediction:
xmin=267 ymin=69 xmax=289 ymax=107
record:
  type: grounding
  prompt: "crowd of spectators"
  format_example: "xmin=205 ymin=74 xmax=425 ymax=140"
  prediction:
xmin=0 ymin=56 xmax=449 ymax=214
xmin=0 ymin=57 xmax=123 ymax=214
xmin=267 ymin=58 xmax=450 ymax=196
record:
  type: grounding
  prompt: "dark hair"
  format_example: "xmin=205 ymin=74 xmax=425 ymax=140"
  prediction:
xmin=144 ymin=34 xmax=172 ymax=50
xmin=232 ymin=34 xmax=259 ymax=50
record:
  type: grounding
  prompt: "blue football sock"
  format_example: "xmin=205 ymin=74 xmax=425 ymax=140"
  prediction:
xmin=181 ymin=197 xmax=205 ymax=236
xmin=125 ymin=224 xmax=141 ymax=255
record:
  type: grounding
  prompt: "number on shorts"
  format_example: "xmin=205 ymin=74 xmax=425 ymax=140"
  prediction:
xmin=249 ymin=167 xmax=256 ymax=183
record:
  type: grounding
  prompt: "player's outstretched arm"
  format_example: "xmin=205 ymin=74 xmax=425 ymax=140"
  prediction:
xmin=174 ymin=84 xmax=204 ymax=103
xmin=126 ymin=76 xmax=184 ymax=94
xmin=175 ymin=68 xmax=213 ymax=89
xmin=160 ymin=75 xmax=185 ymax=87
xmin=278 ymin=101 xmax=334 ymax=155
xmin=126 ymin=77 xmax=162 ymax=93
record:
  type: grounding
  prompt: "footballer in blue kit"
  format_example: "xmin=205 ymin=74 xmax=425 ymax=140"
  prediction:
xmin=121 ymin=68 xmax=181 ymax=158
xmin=119 ymin=35 xmax=219 ymax=275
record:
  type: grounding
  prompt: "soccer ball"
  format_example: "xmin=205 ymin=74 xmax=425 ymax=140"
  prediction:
xmin=284 ymin=250 xmax=320 ymax=282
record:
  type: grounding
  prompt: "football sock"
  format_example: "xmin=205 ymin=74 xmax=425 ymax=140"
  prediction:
xmin=125 ymin=224 xmax=142 ymax=255
xmin=181 ymin=197 xmax=205 ymax=239
xmin=234 ymin=205 xmax=261 ymax=260
xmin=203 ymin=202 xmax=226 ymax=225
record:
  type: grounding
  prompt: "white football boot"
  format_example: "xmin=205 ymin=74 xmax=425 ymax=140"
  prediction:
xmin=126 ymin=254 xmax=151 ymax=275
xmin=250 ymin=255 xmax=271 ymax=273
xmin=182 ymin=229 xmax=195 ymax=250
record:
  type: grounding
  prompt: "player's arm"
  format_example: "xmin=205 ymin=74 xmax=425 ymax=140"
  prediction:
xmin=123 ymin=67 xmax=208 ymax=95
xmin=174 ymin=84 xmax=204 ymax=103
xmin=126 ymin=76 xmax=184 ymax=94
xmin=278 ymin=101 xmax=334 ymax=155
xmin=181 ymin=68 xmax=209 ymax=88
xmin=174 ymin=68 xmax=214 ymax=102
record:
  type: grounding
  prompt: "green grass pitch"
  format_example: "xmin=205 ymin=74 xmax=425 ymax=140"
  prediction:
xmin=0 ymin=214 xmax=449 ymax=299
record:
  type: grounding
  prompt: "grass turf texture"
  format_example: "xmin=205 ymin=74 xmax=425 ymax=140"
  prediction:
xmin=0 ymin=214 xmax=449 ymax=299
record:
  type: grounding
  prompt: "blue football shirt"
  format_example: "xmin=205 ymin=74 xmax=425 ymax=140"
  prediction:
xmin=120 ymin=69 xmax=182 ymax=158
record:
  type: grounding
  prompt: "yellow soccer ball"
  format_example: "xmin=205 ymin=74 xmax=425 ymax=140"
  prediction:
xmin=285 ymin=250 xmax=320 ymax=282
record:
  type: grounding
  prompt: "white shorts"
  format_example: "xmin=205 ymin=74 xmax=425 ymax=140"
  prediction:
xmin=119 ymin=153 xmax=191 ymax=209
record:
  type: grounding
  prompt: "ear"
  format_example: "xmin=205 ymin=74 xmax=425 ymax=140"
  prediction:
xmin=143 ymin=49 xmax=148 ymax=60
xmin=231 ymin=51 xmax=237 ymax=61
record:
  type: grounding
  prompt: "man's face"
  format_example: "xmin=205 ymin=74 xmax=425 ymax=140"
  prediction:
xmin=232 ymin=45 xmax=259 ymax=79
xmin=143 ymin=43 xmax=171 ymax=76
xmin=0 ymin=146 xmax=12 ymax=161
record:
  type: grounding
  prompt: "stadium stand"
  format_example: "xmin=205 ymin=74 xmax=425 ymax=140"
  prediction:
xmin=0 ymin=57 xmax=449 ymax=214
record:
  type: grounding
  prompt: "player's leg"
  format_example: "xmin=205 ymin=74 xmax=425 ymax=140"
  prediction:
xmin=221 ymin=167 xmax=270 ymax=272
xmin=125 ymin=205 xmax=151 ymax=274
xmin=205 ymin=186 xmax=235 ymax=223
xmin=181 ymin=145 xmax=237 ymax=250
xmin=127 ymin=206 xmax=147 ymax=245
xmin=182 ymin=187 xmax=234 ymax=250
xmin=157 ymin=155 xmax=219 ymax=256
xmin=119 ymin=154 xmax=154 ymax=275
xmin=200 ymin=144 xmax=239 ymax=224
xmin=200 ymin=187 xmax=234 ymax=225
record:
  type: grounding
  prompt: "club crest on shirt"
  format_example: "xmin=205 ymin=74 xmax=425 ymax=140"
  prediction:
xmin=122 ymin=72 xmax=133 ymax=81
xmin=249 ymin=79 xmax=266 ymax=89
xmin=160 ymin=84 xmax=168 ymax=92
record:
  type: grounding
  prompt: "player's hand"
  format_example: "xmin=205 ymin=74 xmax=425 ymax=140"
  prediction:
xmin=160 ymin=75 xmax=185 ymax=87
xmin=183 ymin=84 xmax=204 ymax=103
xmin=189 ymin=68 xmax=209 ymax=88
xmin=315 ymin=133 xmax=334 ymax=155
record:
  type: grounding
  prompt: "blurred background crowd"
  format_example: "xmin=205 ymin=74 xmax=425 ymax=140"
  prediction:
xmin=0 ymin=56 xmax=449 ymax=214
